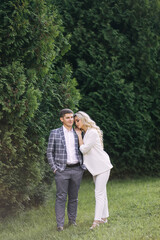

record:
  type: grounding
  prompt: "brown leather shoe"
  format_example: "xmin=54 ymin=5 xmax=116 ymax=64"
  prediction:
xmin=68 ymin=221 xmax=77 ymax=226
xmin=57 ymin=226 xmax=63 ymax=232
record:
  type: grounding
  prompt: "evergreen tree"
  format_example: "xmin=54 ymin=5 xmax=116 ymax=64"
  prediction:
xmin=0 ymin=0 xmax=80 ymax=216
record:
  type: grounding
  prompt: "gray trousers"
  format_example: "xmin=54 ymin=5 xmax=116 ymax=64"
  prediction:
xmin=54 ymin=166 xmax=84 ymax=227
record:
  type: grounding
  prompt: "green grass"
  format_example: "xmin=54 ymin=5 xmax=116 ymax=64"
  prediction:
xmin=0 ymin=177 xmax=160 ymax=240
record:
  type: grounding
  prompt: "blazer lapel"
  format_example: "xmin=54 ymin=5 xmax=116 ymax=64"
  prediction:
xmin=73 ymin=129 xmax=79 ymax=155
xmin=73 ymin=129 xmax=83 ymax=163
xmin=59 ymin=126 xmax=66 ymax=149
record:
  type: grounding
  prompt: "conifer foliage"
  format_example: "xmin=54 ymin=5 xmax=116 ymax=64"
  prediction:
xmin=53 ymin=0 xmax=160 ymax=176
xmin=0 ymin=0 xmax=80 ymax=216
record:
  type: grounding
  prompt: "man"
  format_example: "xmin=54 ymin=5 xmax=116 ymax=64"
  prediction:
xmin=47 ymin=108 xmax=85 ymax=231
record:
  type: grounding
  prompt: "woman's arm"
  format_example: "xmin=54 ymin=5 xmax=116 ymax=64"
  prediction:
xmin=76 ymin=129 xmax=98 ymax=154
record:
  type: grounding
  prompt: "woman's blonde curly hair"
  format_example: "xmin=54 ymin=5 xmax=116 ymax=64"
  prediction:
xmin=74 ymin=111 xmax=104 ymax=148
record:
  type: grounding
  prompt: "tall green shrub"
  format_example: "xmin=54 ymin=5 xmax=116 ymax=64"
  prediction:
xmin=0 ymin=0 xmax=80 ymax=217
xmin=53 ymin=0 xmax=160 ymax=176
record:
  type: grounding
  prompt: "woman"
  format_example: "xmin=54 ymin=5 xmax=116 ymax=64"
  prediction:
xmin=74 ymin=111 xmax=113 ymax=229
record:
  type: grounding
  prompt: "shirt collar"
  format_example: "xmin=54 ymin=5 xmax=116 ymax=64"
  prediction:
xmin=63 ymin=125 xmax=73 ymax=133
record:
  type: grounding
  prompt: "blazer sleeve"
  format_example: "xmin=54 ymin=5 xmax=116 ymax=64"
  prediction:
xmin=47 ymin=130 xmax=56 ymax=171
xmin=80 ymin=130 xmax=98 ymax=154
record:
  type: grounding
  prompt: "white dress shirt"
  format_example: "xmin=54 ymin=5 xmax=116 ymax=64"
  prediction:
xmin=63 ymin=126 xmax=78 ymax=164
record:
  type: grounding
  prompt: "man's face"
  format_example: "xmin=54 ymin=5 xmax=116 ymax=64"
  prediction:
xmin=60 ymin=113 xmax=74 ymax=129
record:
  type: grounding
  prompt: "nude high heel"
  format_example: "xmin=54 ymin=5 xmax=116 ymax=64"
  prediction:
xmin=90 ymin=220 xmax=103 ymax=230
xmin=101 ymin=218 xmax=108 ymax=223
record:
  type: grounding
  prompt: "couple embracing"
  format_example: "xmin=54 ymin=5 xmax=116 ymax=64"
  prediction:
xmin=47 ymin=109 xmax=113 ymax=231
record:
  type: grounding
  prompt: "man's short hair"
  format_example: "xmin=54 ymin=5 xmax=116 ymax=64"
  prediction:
xmin=59 ymin=108 xmax=73 ymax=117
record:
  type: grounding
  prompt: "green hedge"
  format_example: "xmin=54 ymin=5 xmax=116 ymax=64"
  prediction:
xmin=53 ymin=0 xmax=160 ymax=177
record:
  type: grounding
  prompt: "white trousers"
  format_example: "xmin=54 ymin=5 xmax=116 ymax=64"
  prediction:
xmin=93 ymin=170 xmax=110 ymax=220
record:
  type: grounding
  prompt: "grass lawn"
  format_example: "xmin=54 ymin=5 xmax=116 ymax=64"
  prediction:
xmin=0 ymin=176 xmax=160 ymax=240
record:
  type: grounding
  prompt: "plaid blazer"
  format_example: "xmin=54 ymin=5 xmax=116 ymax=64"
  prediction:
xmin=47 ymin=126 xmax=85 ymax=172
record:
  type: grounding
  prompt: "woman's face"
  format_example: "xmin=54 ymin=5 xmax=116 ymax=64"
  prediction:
xmin=74 ymin=116 xmax=84 ymax=129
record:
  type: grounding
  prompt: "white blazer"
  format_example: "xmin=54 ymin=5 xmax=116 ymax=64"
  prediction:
xmin=80 ymin=128 xmax=113 ymax=176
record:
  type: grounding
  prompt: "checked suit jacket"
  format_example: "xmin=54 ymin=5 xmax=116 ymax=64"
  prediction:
xmin=47 ymin=126 xmax=84 ymax=172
